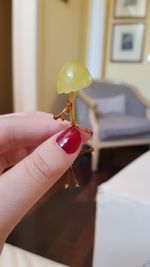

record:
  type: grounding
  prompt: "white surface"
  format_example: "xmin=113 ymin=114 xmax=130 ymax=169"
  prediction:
xmin=99 ymin=151 xmax=150 ymax=205
xmin=93 ymin=151 xmax=150 ymax=267
xmin=0 ymin=243 xmax=68 ymax=267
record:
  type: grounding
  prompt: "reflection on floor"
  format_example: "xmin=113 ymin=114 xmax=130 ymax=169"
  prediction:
xmin=7 ymin=146 xmax=148 ymax=267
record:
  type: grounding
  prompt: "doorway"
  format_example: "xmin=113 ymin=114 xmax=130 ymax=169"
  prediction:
xmin=0 ymin=0 xmax=13 ymax=114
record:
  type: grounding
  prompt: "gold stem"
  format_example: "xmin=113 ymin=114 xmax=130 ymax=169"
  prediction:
xmin=69 ymin=92 xmax=76 ymax=126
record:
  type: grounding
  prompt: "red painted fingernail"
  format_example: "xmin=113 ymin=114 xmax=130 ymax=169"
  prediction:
xmin=56 ymin=127 xmax=81 ymax=154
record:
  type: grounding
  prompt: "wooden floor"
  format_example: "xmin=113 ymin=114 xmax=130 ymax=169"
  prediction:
xmin=7 ymin=146 xmax=148 ymax=267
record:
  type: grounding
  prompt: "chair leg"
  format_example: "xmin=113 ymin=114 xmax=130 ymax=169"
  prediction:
xmin=91 ymin=148 xmax=99 ymax=172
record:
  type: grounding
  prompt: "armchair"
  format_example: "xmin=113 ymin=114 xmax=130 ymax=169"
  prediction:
xmin=77 ymin=80 xmax=150 ymax=171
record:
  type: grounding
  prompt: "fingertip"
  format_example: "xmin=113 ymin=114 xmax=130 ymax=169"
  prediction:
xmin=76 ymin=126 xmax=93 ymax=144
xmin=56 ymin=126 xmax=81 ymax=154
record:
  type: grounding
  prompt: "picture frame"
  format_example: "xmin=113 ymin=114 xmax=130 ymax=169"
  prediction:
xmin=114 ymin=0 xmax=148 ymax=18
xmin=110 ymin=23 xmax=145 ymax=63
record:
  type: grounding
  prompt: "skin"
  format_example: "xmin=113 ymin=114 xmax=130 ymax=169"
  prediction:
xmin=0 ymin=112 xmax=91 ymax=253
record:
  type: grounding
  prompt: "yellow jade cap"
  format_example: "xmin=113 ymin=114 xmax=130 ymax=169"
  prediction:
xmin=57 ymin=61 xmax=92 ymax=94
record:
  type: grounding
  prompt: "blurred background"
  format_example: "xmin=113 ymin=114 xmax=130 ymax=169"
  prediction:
xmin=1 ymin=0 xmax=150 ymax=115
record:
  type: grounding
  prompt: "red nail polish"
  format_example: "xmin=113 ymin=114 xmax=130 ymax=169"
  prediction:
xmin=56 ymin=127 xmax=81 ymax=154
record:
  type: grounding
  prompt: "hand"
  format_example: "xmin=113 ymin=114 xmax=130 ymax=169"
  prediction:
xmin=0 ymin=112 xmax=91 ymax=251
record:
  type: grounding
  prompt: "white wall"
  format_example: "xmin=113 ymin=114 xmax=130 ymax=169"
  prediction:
xmin=12 ymin=0 xmax=107 ymax=112
xmin=104 ymin=0 xmax=150 ymax=103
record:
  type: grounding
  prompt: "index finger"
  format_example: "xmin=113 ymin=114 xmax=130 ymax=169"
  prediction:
xmin=0 ymin=112 xmax=70 ymax=153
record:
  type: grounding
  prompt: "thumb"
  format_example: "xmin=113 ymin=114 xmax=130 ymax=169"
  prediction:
xmin=0 ymin=126 xmax=91 ymax=238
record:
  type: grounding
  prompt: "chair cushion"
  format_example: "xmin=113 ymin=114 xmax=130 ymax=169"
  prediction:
xmin=99 ymin=113 xmax=150 ymax=140
xmin=94 ymin=94 xmax=126 ymax=114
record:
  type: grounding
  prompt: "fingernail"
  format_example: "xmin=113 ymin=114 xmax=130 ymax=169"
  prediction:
xmin=56 ymin=127 xmax=81 ymax=154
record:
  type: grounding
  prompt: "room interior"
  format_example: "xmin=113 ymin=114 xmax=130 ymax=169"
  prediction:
xmin=1 ymin=0 xmax=150 ymax=267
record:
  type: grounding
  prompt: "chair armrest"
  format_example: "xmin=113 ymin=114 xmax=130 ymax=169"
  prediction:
xmin=146 ymin=108 xmax=150 ymax=120
xmin=89 ymin=108 xmax=100 ymax=145
xmin=78 ymin=90 xmax=99 ymax=145
xmin=79 ymin=90 xmax=96 ymax=109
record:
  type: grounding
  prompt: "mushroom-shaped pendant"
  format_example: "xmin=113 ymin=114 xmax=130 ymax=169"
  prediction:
xmin=54 ymin=61 xmax=92 ymax=126
xmin=54 ymin=61 xmax=92 ymax=189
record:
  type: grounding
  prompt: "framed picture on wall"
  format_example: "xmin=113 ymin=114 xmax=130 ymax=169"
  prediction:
xmin=114 ymin=0 xmax=148 ymax=18
xmin=111 ymin=23 xmax=145 ymax=63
